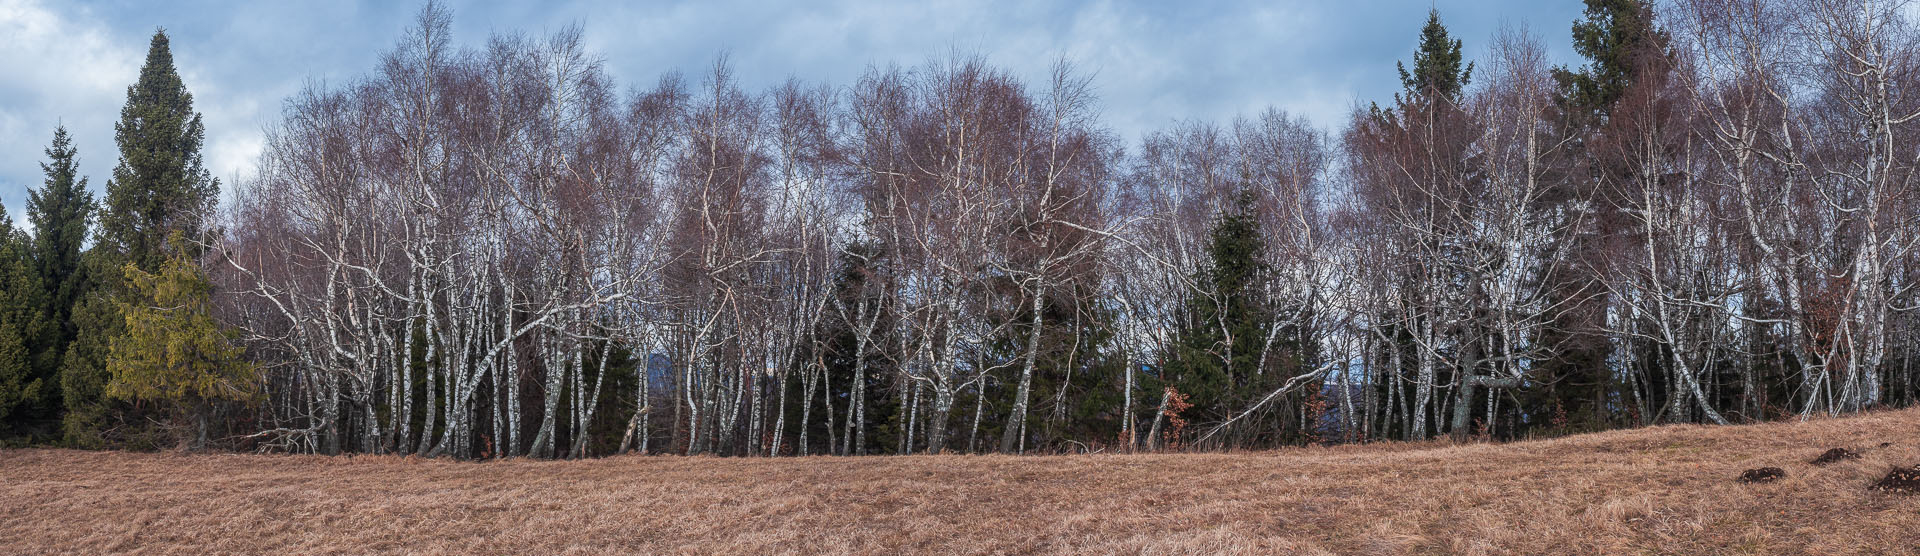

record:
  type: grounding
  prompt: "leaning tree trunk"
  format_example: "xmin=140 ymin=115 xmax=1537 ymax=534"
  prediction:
xmin=1000 ymin=282 xmax=1046 ymax=453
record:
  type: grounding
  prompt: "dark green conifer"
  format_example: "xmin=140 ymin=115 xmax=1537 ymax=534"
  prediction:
xmin=64 ymin=29 xmax=221 ymax=447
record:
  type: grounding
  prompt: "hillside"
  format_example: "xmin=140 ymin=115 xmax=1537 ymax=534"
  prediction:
xmin=3 ymin=409 xmax=1918 ymax=555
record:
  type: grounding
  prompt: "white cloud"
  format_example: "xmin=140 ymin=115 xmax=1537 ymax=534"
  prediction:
xmin=0 ymin=0 xmax=305 ymax=223
xmin=0 ymin=0 xmax=1594 ymax=223
xmin=0 ymin=0 xmax=141 ymax=231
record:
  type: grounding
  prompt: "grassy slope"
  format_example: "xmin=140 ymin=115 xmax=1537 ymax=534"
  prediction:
xmin=3 ymin=409 xmax=1918 ymax=555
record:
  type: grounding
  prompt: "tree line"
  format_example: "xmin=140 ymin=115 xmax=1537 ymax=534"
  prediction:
xmin=1 ymin=0 xmax=1915 ymax=458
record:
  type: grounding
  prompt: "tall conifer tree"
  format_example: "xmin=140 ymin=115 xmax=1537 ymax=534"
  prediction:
xmin=1168 ymin=190 xmax=1271 ymax=429
xmin=99 ymin=30 xmax=218 ymax=269
xmin=1532 ymin=0 xmax=1672 ymax=429
xmin=24 ymin=127 xmax=95 ymax=426
xmin=1398 ymin=9 xmax=1474 ymax=102
xmin=63 ymin=29 xmax=220 ymax=447
xmin=1560 ymin=0 xmax=1670 ymax=119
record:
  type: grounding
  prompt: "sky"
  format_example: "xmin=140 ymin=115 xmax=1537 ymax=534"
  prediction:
xmin=0 ymin=0 xmax=1593 ymax=232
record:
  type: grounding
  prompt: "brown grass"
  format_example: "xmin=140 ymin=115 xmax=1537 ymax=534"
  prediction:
xmin=4 ymin=409 xmax=1919 ymax=555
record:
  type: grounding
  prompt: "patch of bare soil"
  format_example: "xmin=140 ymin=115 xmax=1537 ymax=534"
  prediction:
xmin=1740 ymin=467 xmax=1786 ymax=483
xmin=1811 ymin=447 xmax=1862 ymax=465
xmin=1870 ymin=465 xmax=1920 ymax=494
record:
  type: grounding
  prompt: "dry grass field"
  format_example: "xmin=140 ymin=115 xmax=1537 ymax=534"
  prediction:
xmin=4 ymin=409 xmax=1919 ymax=555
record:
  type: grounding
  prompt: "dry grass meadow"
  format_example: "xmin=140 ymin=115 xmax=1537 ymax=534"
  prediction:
xmin=4 ymin=409 xmax=1919 ymax=555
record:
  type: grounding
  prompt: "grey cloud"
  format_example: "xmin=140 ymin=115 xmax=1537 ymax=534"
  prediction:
xmin=0 ymin=0 xmax=1589 ymax=225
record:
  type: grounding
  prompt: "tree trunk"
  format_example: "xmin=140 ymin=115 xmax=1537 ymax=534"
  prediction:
xmin=1000 ymin=281 xmax=1046 ymax=453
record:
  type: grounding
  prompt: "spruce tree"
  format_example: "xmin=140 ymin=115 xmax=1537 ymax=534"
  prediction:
xmin=1167 ymin=190 xmax=1271 ymax=429
xmin=1534 ymin=0 xmax=1671 ymax=430
xmin=25 ymin=127 xmax=94 ymax=424
xmin=0 ymin=201 xmax=51 ymax=435
xmin=1559 ymin=0 xmax=1670 ymax=118
xmin=1397 ymin=9 xmax=1474 ymax=103
xmin=59 ymin=283 xmax=117 ymax=447
xmin=29 ymin=126 xmax=94 ymax=351
xmin=99 ymin=30 xmax=218 ymax=269
xmin=63 ymin=29 xmax=220 ymax=447
xmin=1372 ymin=10 xmax=1477 ymax=126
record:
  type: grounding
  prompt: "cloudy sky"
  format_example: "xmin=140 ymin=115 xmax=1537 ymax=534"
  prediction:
xmin=0 ymin=0 xmax=1591 ymax=230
